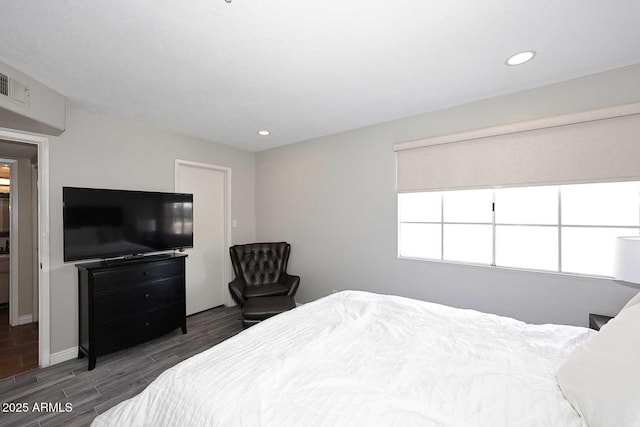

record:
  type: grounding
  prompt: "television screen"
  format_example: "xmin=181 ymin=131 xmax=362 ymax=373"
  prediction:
xmin=63 ymin=187 xmax=193 ymax=262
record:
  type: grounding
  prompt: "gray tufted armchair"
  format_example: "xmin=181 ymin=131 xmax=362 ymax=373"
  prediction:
xmin=228 ymin=242 xmax=300 ymax=307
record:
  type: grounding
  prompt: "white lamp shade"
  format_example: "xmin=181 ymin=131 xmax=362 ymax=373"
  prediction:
xmin=613 ymin=236 xmax=640 ymax=284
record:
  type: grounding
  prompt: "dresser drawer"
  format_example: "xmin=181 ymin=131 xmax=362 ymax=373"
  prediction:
xmin=93 ymin=277 xmax=184 ymax=322
xmin=92 ymin=260 xmax=183 ymax=290
xmin=94 ymin=303 xmax=184 ymax=355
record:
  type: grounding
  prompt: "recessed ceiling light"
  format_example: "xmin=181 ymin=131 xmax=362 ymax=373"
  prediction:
xmin=505 ymin=50 xmax=536 ymax=66
xmin=257 ymin=130 xmax=271 ymax=136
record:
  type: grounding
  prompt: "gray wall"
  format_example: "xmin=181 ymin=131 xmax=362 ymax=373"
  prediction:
xmin=256 ymin=64 xmax=640 ymax=327
xmin=16 ymin=157 xmax=34 ymax=317
xmin=0 ymin=155 xmax=36 ymax=317
xmin=49 ymin=106 xmax=256 ymax=353
xmin=0 ymin=60 xmax=66 ymax=135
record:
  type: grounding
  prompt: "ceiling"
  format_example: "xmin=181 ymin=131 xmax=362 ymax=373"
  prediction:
xmin=0 ymin=1 xmax=639 ymax=152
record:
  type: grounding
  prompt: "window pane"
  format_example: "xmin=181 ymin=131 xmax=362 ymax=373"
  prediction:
xmin=443 ymin=224 xmax=492 ymax=264
xmin=495 ymin=226 xmax=558 ymax=271
xmin=562 ymin=182 xmax=640 ymax=226
xmin=399 ymin=223 xmax=441 ymax=259
xmin=495 ymin=186 xmax=558 ymax=225
xmin=562 ymin=227 xmax=639 ymax=276
xmin=398 ymin=192 xmax=441 ymax=222
xmin=443 ymin=189 xmax=493 ymax=223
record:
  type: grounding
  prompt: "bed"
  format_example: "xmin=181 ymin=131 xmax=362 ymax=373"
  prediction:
xmin=90 ymin=290 xmax=621 ymax=426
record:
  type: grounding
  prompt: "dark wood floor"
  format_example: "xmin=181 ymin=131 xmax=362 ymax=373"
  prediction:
xmin=0 ymin=305 xmax=242 ymax=427
xmin=0 ymin=307 xmax=39 ymax=379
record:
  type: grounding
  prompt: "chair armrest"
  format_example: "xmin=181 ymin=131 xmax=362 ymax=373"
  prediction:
xmin=282 ymin=273 xmax=300 ymax=297
xmin=228 ymin=278 xmax=246 ymax=307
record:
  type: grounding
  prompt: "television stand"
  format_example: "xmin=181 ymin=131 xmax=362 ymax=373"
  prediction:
xmin=76 ymin=253 xmax=188 ymax=370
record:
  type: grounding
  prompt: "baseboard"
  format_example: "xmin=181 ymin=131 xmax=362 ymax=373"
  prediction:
xmin=17 ymin=314 xmax=33 ymax=325
xmin=50 ymin=346 xmax=78 ymax=366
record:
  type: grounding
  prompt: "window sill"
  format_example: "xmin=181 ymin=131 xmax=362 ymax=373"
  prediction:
xmin=397 ymin=255 xmax=614 ymax=281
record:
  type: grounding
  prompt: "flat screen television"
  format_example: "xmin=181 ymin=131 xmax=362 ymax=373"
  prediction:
xmin=63 ymin=187 xmax=193 ymax=262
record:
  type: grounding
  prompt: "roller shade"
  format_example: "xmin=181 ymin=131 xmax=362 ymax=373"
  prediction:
xmin=395 ymin=103 xmax=640 ymax=192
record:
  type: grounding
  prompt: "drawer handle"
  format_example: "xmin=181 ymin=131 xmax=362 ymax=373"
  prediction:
xmin=145 ymin=322 xmax=150 ymax=327
xmin=144 ymin=293 xmax=150 ymax=298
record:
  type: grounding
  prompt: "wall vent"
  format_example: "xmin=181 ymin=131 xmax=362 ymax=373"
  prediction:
xmin=0 ymin=73 xmax=8 ymax=97
xmin=0 ymin=72 xmax=29 ymax=108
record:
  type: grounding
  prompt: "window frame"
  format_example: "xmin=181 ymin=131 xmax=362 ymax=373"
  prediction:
xmin=398 ymin=183 xmax=640 ymax=278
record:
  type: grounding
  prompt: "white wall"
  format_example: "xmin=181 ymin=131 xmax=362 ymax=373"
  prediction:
xmin=256 ymin=64 xmax=640 ymax=327
xmin=49 ymin=106 xmax=256 ymax=353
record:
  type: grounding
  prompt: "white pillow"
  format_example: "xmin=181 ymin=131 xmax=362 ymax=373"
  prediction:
xmin=557 ymin=303 xmax=640 ymax=427
xmin=621 ymin=291 xmax=640 ymax=311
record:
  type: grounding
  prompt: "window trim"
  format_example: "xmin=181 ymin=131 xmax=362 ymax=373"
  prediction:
xmin=398 ymin=254 xmax=617 ymax=280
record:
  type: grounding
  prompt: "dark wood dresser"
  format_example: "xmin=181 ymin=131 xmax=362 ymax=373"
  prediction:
xmin=76 ymin=254 xmax=187 ymax=370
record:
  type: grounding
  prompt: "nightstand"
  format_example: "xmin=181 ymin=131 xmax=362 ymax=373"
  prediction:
xmin=589 ymin=313 xmax=614 ymax=331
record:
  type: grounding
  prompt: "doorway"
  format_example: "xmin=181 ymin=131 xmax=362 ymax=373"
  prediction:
xmin=0 ymin=129 xmax=50 ymax=374
xmin=0 ymin=141 xmax=38 ymax=378
xmin=175 ymin=160 xmax=232 ymax=315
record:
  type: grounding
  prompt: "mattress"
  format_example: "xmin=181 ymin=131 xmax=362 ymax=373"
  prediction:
xmin=92 ymin=290 xmax=592 ymax=427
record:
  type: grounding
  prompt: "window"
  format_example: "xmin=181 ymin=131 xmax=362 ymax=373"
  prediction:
xmin=398 ymin=181 xmax=640 ymax=277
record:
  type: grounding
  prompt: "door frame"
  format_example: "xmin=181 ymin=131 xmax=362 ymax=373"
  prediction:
xmin=0 ymin=128 xmax=51 ymax=367
xmin=0 ymin=157 xmax=19 ymax=326
xmin=174 ymin=160 xmax=234 ymax=307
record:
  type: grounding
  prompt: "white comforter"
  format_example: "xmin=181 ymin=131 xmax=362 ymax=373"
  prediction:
xmin=92 ymin=291 xmax=592 ymax=427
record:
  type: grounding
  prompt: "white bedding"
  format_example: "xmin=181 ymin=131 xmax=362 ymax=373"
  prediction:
xmin=92 ymin=291 xmax=592 ymax=427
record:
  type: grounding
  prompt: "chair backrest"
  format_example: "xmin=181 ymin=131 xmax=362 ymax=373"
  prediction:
xmin=230 ymin=242 xmax=291 ymax=286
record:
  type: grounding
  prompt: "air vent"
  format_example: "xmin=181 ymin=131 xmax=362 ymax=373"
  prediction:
xmin=9 ymin=77 xmax=29 ymax=107
xmin=0 ymin=72 xmax=29 ymax=108
xmin=0 ymin=73 xmax=7 ymax=97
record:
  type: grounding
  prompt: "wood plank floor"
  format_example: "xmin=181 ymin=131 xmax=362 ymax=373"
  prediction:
xmin=0 ymin=305 xmax=242 ymax=427
xmin=0 ymin=307 xmax=39 ymax=378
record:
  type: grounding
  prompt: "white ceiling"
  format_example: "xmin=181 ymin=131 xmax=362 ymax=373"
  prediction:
xmin=1 ymin=1 xmax=639 ymax=152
